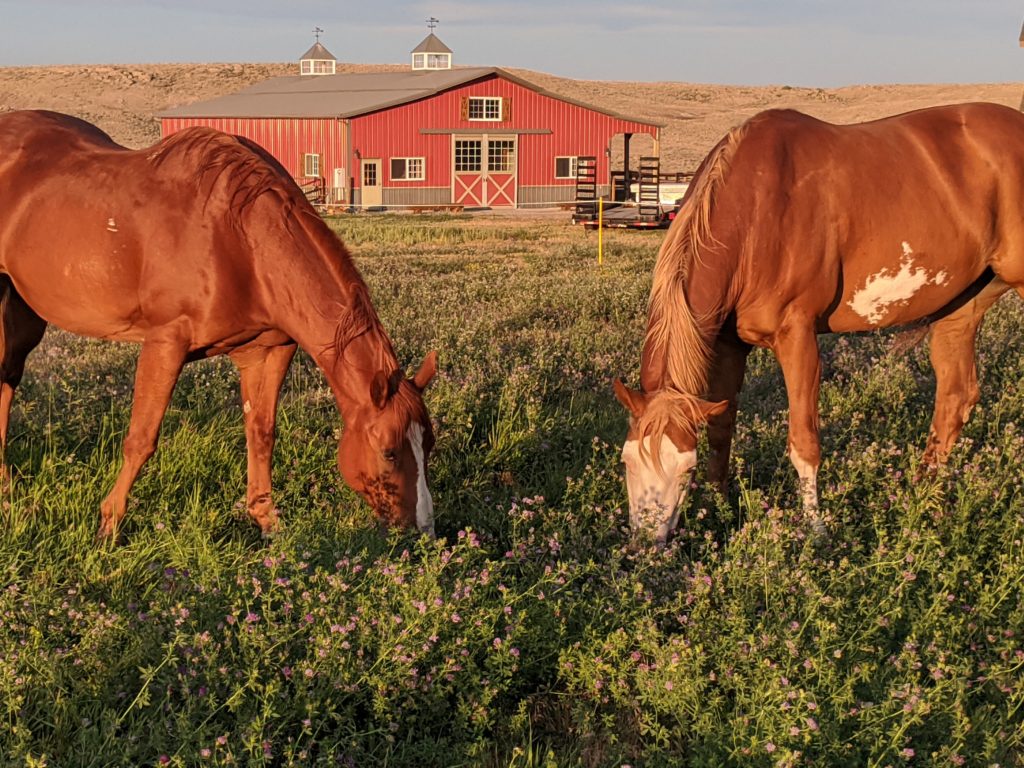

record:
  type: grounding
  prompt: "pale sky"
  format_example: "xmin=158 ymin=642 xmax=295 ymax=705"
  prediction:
xmin=0 ymin=0 xmax=1021 ymax=87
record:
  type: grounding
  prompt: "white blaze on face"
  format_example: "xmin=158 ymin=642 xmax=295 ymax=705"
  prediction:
xmin=406 ymin=422 xmax=434 ymax=536
xmin=621 ymin=435 xmax=697 ymax=545
xmin=847 ymin=241 xmax=948 ymax=325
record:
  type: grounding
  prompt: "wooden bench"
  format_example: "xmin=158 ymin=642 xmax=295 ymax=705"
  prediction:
xmin=408 ymin=204 xmax=464 ymax=214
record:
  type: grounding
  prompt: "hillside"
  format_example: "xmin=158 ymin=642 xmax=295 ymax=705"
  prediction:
xmin=1 ymin=62 xmax=1021 ymax=169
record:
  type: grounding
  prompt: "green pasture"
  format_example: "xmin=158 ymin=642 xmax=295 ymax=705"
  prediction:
xmin=0 ymin=214 xmax=1021 ymax=766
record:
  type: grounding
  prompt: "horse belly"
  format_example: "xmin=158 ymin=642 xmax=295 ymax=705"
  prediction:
xmin=827 ymin=241 xmax=985 ymax=333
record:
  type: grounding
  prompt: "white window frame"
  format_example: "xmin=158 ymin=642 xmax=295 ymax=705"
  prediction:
xmin=468 ymin=96 xmax=503 ymax=122
xmin=390 ymin=157 xmax=425 ymax=181
xmin=303 ymin=153 xmax=321 ymax=178
xmin=427 ymin=53 xmax=450 ymax=69
xmin=454 ymin=140 xmax=482 ymax=172
xmin=301 ymin=60 xmax=335 ymax=76
xmin=554 ymin=156 xmax=579 ymax=179
xmin=413 ymin=52 xmax=451 ymax=70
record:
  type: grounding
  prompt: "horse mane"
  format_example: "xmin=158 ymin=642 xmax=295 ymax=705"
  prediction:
xmin=635 ymin=389 xmax=717 ymax=473
xmin=147 ymin=128 xmax=293 ymax=213
xmin=329 ymin=279 xmax=396 ymax=373
xmin=644 ymin=121 xmax=749 ymax=398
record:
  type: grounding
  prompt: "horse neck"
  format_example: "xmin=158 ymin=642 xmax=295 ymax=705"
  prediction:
xmin=259 ymin=215 xmax=400 ymax=417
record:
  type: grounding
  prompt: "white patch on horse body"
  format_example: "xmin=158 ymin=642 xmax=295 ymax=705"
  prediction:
xmin=243 ymin=400 xmax=252 ymax=414
xmin=621 ymin=436 xmax=697 ymax=544
xmin=847 ymin=244 xmax=947 ymax=325
xmin=106 ymin=217 xmax=118 ymax=232
xmin=407 ymin=422 xmax=434 ymax=536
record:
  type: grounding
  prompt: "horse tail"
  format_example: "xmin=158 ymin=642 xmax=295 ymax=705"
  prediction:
xmin=645 ymin=125 xmax=747 ymax=395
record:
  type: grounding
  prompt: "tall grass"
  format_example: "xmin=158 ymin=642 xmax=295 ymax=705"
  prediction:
xmin=1 ymin=214 xmax=1021 ymax=766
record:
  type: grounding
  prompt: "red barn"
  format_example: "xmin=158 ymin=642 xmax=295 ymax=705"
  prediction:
xmin=158 ymin=33 xmax=661 ymax=209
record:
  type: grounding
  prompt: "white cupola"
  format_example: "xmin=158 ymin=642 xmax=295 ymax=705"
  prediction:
xmin=300 ymin=29 xmax=336 ymax=76
xmin=411 ymin=19 xmax=452 ymax=71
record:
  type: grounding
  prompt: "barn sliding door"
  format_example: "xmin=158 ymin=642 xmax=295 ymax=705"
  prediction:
xmin=453 ymin=135 xmax=517 ymax=207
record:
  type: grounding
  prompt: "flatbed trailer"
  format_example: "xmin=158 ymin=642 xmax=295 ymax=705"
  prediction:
xmin=571 ymin=155 xmax=692 ymax=229
xmin=574 ymin=201 xmax=677 ymax=229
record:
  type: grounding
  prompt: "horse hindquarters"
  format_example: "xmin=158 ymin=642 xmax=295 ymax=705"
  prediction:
xmin=0 ymin=276 xmax=47 ymax=481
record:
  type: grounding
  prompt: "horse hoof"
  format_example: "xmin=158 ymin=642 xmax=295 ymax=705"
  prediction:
xmin=94 ymin=524 xmax=119 ymax=545
xmin=258 ymin=511 xmax=283 ymax=540
xmin=807 ymin=514 xmax=830 ymax=545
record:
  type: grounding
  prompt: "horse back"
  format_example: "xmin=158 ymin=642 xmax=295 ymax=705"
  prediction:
xmin=0 ymin=111 xmax=276 ymax=342
xmin=716 ymin=103 xmax=1024 ymax=334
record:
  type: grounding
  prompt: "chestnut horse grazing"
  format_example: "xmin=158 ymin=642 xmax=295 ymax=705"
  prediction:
xmin=0 ymin=110 xmax=438 ymax=540
xmin=616 ymin=102 xmax=1024 ymax=544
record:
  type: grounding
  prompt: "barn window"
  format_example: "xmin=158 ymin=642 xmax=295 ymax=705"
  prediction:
xmin=555 ymin=156 xmax=579 ymax=179
xmin=455 ymin=140 xmax=482 ymax=172
xmin=303 ymin=153 xmax=321 ymax=177
xmin=300 ymin=59 xmax=335 ymax=76
xmin=488 ymin=140 xmax=516 ymax=172
xmin=468 ymin=97 xmax=503 ymax=121
xmin=391 ymin=157 xmax=425 ymax=181
xmin=413 ymin=52 xmax=451 ymax=70
xmin=362 ymin=162 xmax=378 ymax=187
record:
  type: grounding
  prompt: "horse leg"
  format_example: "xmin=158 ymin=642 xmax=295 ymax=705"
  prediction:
xmin=229 ymin=343 xmax=296 ymax=535
xmin=920 ymin=282 xmax=1007 ymax=475
xmin=772 ymin=320 xmax=824 ymax=534
xmin=97 ymin=330 xmax=189 ymax=541
xmin=705 ymin=333 xmax=751 ymax=493
xmin=0 ymin=278 xmax=47 ymax=486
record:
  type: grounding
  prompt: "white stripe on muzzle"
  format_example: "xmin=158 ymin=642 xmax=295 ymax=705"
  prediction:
xmin=406 ymin=422 xmax=434 ymax=536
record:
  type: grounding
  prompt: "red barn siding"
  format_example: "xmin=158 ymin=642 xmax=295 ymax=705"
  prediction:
xmin=161 ymin=116 xmax=350 ymax=192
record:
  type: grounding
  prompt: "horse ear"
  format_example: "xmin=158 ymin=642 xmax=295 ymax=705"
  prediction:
xmin=613 ymin=378 xmax=647 ymax=419
xmin=697 ymin=399 xmax=730 ymax=421
xmin=412 ymin=350 xmax=438 ymax=391
xmin=370 ymin=370 xmax=390 ymax=409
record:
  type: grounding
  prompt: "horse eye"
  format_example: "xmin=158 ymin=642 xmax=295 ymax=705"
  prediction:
xmin=382 ymin=449 xmax=397 ymax=463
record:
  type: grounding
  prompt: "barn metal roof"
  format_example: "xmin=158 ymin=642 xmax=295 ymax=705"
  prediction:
xmin=157 ymin=67 xmax=661 ymax=126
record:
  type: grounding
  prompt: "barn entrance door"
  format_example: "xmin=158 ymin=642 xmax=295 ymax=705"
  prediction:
xmin=453 ymin=135 xmax=517 ymax=207
xmin=361 ymin=159 xmax=382 ymax=208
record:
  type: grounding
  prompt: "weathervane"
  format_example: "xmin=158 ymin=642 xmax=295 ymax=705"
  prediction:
xmin=426 ymin=17 xmax=439 ymax=32
xmin=313 ymin=26 xmax=324 ymax=42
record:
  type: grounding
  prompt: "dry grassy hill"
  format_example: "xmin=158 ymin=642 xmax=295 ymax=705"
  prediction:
xmin=1 ymin=62 xmax=1021 ymax=170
